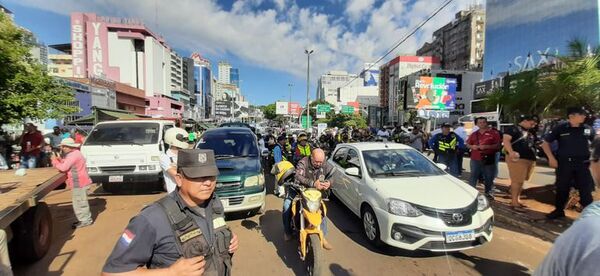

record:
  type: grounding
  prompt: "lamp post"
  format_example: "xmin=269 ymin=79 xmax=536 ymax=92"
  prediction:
xmin=304 ymin=49 xmax=314 ymax=131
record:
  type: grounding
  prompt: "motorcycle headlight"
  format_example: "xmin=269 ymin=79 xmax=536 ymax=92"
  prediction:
xmin=477 ymin=194 xmax=490 ymax=211
xmin=305 ymin=198 xmax=322 ymax=213
xmin=244 ymin=174 xmax=265 ymax=187
xmin=388 ymin=199 xmax=423 ymax=217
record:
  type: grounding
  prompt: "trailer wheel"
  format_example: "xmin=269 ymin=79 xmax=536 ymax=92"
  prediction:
xmin=11 ymin=202 xmax=53 ymax=262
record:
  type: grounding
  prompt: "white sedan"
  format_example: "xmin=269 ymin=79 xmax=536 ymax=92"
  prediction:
xmin=328 ymin=142 xmax=493 ymax=252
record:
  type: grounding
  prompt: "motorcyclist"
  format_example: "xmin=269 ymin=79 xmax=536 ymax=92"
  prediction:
xmin=282 ymin=148 xmax=334 ymax=250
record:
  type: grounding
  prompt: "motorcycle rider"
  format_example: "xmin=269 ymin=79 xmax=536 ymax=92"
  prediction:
xmin=282 ymin=149 xmax=335 ymax=250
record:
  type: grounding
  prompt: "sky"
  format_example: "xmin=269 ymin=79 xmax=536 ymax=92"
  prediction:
xmin=1 ymin=0 xmax=481 ymax=105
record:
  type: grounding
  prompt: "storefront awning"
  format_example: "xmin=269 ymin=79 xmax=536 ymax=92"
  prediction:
xmin=65 ymin=107 xmax=140 ymax=125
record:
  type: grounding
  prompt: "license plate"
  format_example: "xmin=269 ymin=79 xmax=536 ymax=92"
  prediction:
xmin=221 ymin=199 xmax=229 ymax=207
xmin=445 ymin=230 xmax=475 ymax=243
xmin=108 ymin=175 xmax=123 ymax=182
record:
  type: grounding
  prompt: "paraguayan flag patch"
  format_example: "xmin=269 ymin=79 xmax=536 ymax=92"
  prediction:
xmin=119 ymin=229 xmax=135 ymax=246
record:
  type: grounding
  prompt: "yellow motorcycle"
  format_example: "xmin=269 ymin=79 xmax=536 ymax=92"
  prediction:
xmin=273 ymin=161 xmax=328 ymax=276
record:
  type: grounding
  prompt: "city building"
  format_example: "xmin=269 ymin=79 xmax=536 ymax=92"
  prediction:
xmin=218 ymin=61 xmax=231 ymax=84
xmin=317 ymin=70 xmax=362 ymax=105
xmin=417 ymin=5 xmax=485 ymax=71
xmin=59 ymin=77 xmax=117 ymax=123
xmin=70 ymin=12 xmax=178 ymax=117
xmin=68 ymin=77 xmax=146 ymax=115
xmin=230 ymin=68 xmax=240 ymax=87
xmin=378 ymin=56 xmax=441 ymax=124
xmin=483 ymin=0 xmax=600 ymax=80
xmin=48 ymin=53 xmax=73 ymax=77
xmin=191 ymin=53 xmax=213 ymax=120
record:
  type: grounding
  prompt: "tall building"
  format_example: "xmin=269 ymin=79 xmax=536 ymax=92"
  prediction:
xmin=230 ymin=68 xmax=240 ymax=87
xmin=317 ymin=71 xmax=362 ymax=105
xmin=483 ymin=0 xmax=600 ymax=80
xmin=416 ymin=5 xmax=485 ymax=71
xmin=218 ymin=61 xmax=231 ymax=84
xmin=191 ymin=53 xmax=213 ymax=119
xmin=378 ymin=56 xmax=441 ymax=124
xmin=48 ymin=54 xmax=73 ymax=77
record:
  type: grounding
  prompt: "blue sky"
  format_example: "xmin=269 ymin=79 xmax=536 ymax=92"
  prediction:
xmin=2 ymin=0 xmax=477 ymax=105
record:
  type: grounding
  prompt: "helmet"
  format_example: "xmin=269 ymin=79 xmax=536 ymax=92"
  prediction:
xmin=271 ymin=161 xmax=295 ymax=185
xmin=164 ymin=127 xmax=189 ymax=149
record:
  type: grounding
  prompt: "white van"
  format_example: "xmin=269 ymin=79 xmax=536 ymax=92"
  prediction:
xmin=81 ymin=120 xmax=176 ymax=193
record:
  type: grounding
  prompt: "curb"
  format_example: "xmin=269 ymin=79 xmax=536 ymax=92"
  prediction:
xmin=491 ymin=202 xmax=562 ymax=242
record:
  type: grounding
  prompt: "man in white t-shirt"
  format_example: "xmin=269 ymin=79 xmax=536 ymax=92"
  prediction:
xmin=159 ymin=127 xmax=190 ymax=193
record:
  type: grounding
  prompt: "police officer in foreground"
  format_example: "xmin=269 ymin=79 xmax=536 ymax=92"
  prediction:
xmin=542 ymin=107 xmax=596 ymax=220
xmin=102 ymin=149 xmax=239 ymax=276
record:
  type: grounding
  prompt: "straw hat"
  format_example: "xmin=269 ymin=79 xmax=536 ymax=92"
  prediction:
xmin=59 ymin=138 xmax=81 ymax=148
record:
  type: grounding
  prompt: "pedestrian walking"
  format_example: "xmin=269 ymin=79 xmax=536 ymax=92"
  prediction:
xmin=160 ymin=127 xmax=190 ymax=194
xmin=429 ymin=123 xmax=464 ymax=176
xmin=102 ymin=149 xmax=239 ymax=275
xmin=541 ymin=107 xmax=596 ymax=220
xmin=19 ymin=123 xmax=44 ymax=168
xmin=51 ymin=138 xmax=93 ymax=229
xmin=534 ymin=136 xmax=600 ymax=275
xmin=503 ymin=115 xmax=539 ymax=212
xmin=408 ymin=126 xmax=425 ymax=152
xmin=44 ymin=126 xmax=63 ymax=150
xmin=466 ymin=117 xmax=501 ymax=199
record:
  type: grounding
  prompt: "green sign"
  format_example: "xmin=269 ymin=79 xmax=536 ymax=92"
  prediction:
xmin=341 ymin=105 xmax=355 ymax=114
xmin=301 ymin=115 xmax=312 ymax=129
xmin=316 ymin=104 xmax=331 ymax=113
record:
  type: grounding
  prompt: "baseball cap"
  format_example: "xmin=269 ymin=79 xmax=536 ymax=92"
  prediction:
xmin=567 ymin=106 xmax=588 ymax=116
xmin=177 ymin=149 xmax=220 ymax=178
xmin=441 ymin=122 xmax=452 ymax=128
xmin=518 ymin=114 xmax=539 ymax=122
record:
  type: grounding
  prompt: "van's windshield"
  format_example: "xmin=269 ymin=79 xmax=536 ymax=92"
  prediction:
xmin=85 ymin=123 xmax=160 ymax=145
xmin=197 ymin=131 xmax=258 ymax=158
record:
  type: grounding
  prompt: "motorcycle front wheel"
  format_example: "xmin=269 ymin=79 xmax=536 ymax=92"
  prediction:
xmin=305 ymin=234 xmax=325 ymax=276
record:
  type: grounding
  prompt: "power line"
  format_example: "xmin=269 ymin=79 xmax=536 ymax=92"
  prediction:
xmin=340 ymin=0 xmax=454 ymax=89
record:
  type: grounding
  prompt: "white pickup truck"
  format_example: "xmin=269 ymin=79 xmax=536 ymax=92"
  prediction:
xmin=81 ymin=120 xmax=176 ymax=193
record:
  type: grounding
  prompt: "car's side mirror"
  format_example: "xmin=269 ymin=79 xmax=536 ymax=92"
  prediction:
xmin=345 ymin=167 xmax=360 ymax=177
xmin=261 ymin=149 xmax=269 ymax=157
xmin=436 ymin=163 xmax=448 ymax=171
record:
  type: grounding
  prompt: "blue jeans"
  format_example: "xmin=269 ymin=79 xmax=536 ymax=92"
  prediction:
xmin=469 ymin=159 xmax=496 ymax=194
xmin=21 ymin=155 xmax=37 ymax=168
xmin=494 ymin=152 xmax=501 ymax=179
xmin=282 ymin=189 xmax=328 ymax=236
xmin=438 ymin=153 xmax=459 ymax=176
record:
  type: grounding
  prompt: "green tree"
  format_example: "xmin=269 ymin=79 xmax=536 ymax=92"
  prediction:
xmin=260 ymin=103 xmax=277 ymax=120
xmin=486 ymin=38 xmax=600 ymax=120
xmin=0 ymin=12 xmax=77 ymax=126
xmin=327 ymin=113 xmax=367 ymax=129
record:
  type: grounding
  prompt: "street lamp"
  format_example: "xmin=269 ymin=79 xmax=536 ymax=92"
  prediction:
xmin=288 ymin=83 xmax=293 ymax=103
xmin=304 ymin=49 xmax=314 ymax=131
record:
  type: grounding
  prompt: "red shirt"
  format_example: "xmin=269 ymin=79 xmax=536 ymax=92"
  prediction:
xmin=20 ymin=131 xmax=44 ymax=156
xmin=467 ymin=129 xmax=501 ymax=161
xmin=75 ymin=133 xmax=85 ymax=144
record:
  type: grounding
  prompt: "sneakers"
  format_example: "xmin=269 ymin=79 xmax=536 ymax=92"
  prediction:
xmin=546 ymin=210 xmax=566 ymax=220
xmin=72 ymin=221 xmax=93 ymax=229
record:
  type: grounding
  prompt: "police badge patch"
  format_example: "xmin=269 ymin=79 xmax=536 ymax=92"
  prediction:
xmin=198 ymin=153 xmax=207 ymax=163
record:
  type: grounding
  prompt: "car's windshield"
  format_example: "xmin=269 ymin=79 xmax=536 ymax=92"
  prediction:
xmin=85 ymin=123 xmax=160 ymax=145
xmin=196 ymin=131 xmax=258 ymax=157
xmin=362 ymin=149 xmax=444 ymax=178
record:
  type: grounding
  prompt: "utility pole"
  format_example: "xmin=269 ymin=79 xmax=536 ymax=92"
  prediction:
xmin=304 ymin=49 xmax=314 ymax=132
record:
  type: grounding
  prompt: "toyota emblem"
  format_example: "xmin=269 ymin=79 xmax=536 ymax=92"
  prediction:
xmin=452 ymin=213 xmax=464 ymax=222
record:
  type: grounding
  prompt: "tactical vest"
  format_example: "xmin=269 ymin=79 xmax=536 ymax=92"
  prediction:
xmin=297 ymin=144 xmax=311 ymax=157
xmin=157 ymin=195 xmax=233 ymax=276
xmin=438 ymin=134 xmax=458 ymax=153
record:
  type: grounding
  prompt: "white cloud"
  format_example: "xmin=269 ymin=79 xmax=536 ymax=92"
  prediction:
xmin=9 ymin=0 xmax=475 ymax=80
xmin=345 ymin=0 xmax=376 ymax=24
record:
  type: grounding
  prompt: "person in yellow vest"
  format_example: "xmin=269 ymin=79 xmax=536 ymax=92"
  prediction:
xmin=428 ymin=123 xmax=464 ymax=176
xmin=293 ymin=133 xmax=312 ymax=164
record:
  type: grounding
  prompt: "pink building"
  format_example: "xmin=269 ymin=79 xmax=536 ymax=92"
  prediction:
xmin=145 ymin=95 xmax=184 ymax=118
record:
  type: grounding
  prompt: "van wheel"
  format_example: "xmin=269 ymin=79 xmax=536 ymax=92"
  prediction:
xmin=10 ymin=202 xmax=53 ymax=262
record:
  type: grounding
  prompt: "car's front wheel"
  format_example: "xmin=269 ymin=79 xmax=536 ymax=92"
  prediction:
xmin=361 ymin=205 xmax=382 ymax=247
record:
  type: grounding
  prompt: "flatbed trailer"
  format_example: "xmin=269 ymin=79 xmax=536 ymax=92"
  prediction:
xmin=0 ymin=168 xmax=66 ymax=263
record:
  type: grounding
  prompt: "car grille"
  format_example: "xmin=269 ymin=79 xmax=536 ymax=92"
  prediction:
xmin=415 ymin=200 xmax=478 ymax=227
xmin=420 ymin=239 xmax=485 ymax=251
xmin=99 ymin=166 xmax=136 ymax=173
xmin=216 ymin=181 xmax=242 ymax=193
xmin=227 ymin=196 xmax=244 ymax=206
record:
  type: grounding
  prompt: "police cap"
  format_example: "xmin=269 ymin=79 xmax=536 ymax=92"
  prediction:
xmin=567 ymin=106 xmax=588 ymax=116
xmin=177 ymin=149 xmax=220 ymax=178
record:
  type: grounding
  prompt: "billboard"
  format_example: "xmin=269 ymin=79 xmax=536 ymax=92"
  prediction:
xmin=288 ymin=102 xmax=301 ymax=116
xmin=276 ymin=101 xmax=289 ymax=115
xmin=233 ymin=101 xmax=249 ymax=118
xmin=474 ymin=78 xmax=503 ymax=99
xmin=363 ymin=70 xmax=379 ymax=87
xmin=215 ymin=101 xmax=232 ymax=117
xmin=409 ymin=77 xmax=457 ymax=110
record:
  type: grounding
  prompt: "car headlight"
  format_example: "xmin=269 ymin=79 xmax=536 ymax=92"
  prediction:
xmin=151 ymin=156 xmax=160 ymax=161
xmin=87 ymin=167 xmax=98 ymax=173
xmin=477 ymin=194 xmax=490 ymax=211
xmin=305 ymin=198 xmax=322 ymax=213
xmin=388 ymin=199 xmax=423 ymax=217
xmin=244 ymin=174 xmax=265 ymax=187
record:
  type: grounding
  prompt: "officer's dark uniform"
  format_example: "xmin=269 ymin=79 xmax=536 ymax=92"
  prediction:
xmin=544 ymin=109 xmax=596 ymax=216
xmin=103 ymin=149 xmax=233 ymax=275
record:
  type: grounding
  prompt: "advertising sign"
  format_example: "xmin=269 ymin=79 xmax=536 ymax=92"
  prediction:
xmin=474 ymin=78 xmax=503 ymax=100
xmin=215 ymin=101 xmax=232 ymax=117
xmin=316 ymin=104 xmax=331 ymax=113
xmin=411 ymin=77 xmax=457 ymax=110
xmin=288 ymin=102 xmax=301 ymax=116
xmin=233 ymin=101 xmax=249 ymax=118
xmin=276 ymin=101 xmax=289 ymax=115
xmin=317 ymin=123 xmax=328 ymax=136
xmin=71 ymin=14 xmax=86 ymax=78
xmin=363 ymin=70 xmax=379 ymax=87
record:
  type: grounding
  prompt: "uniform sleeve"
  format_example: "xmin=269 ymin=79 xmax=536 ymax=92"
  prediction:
xmin=544 ymin=125 xmax=561 ymax=143
xmin=456 ymin=134 xmax=465 ymax=149
xmin=159 ymin=153 xmax=174 ymax=171
xmin=102 ymin=214 xmax=157 ymax=273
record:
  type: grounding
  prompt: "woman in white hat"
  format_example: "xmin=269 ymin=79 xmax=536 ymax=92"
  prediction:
xmin=51 ymin=138 xmax=93 ymax=229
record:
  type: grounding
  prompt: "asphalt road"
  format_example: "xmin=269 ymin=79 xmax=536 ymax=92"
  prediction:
xmin=12 ymin=174 xmax=552 ymax=276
